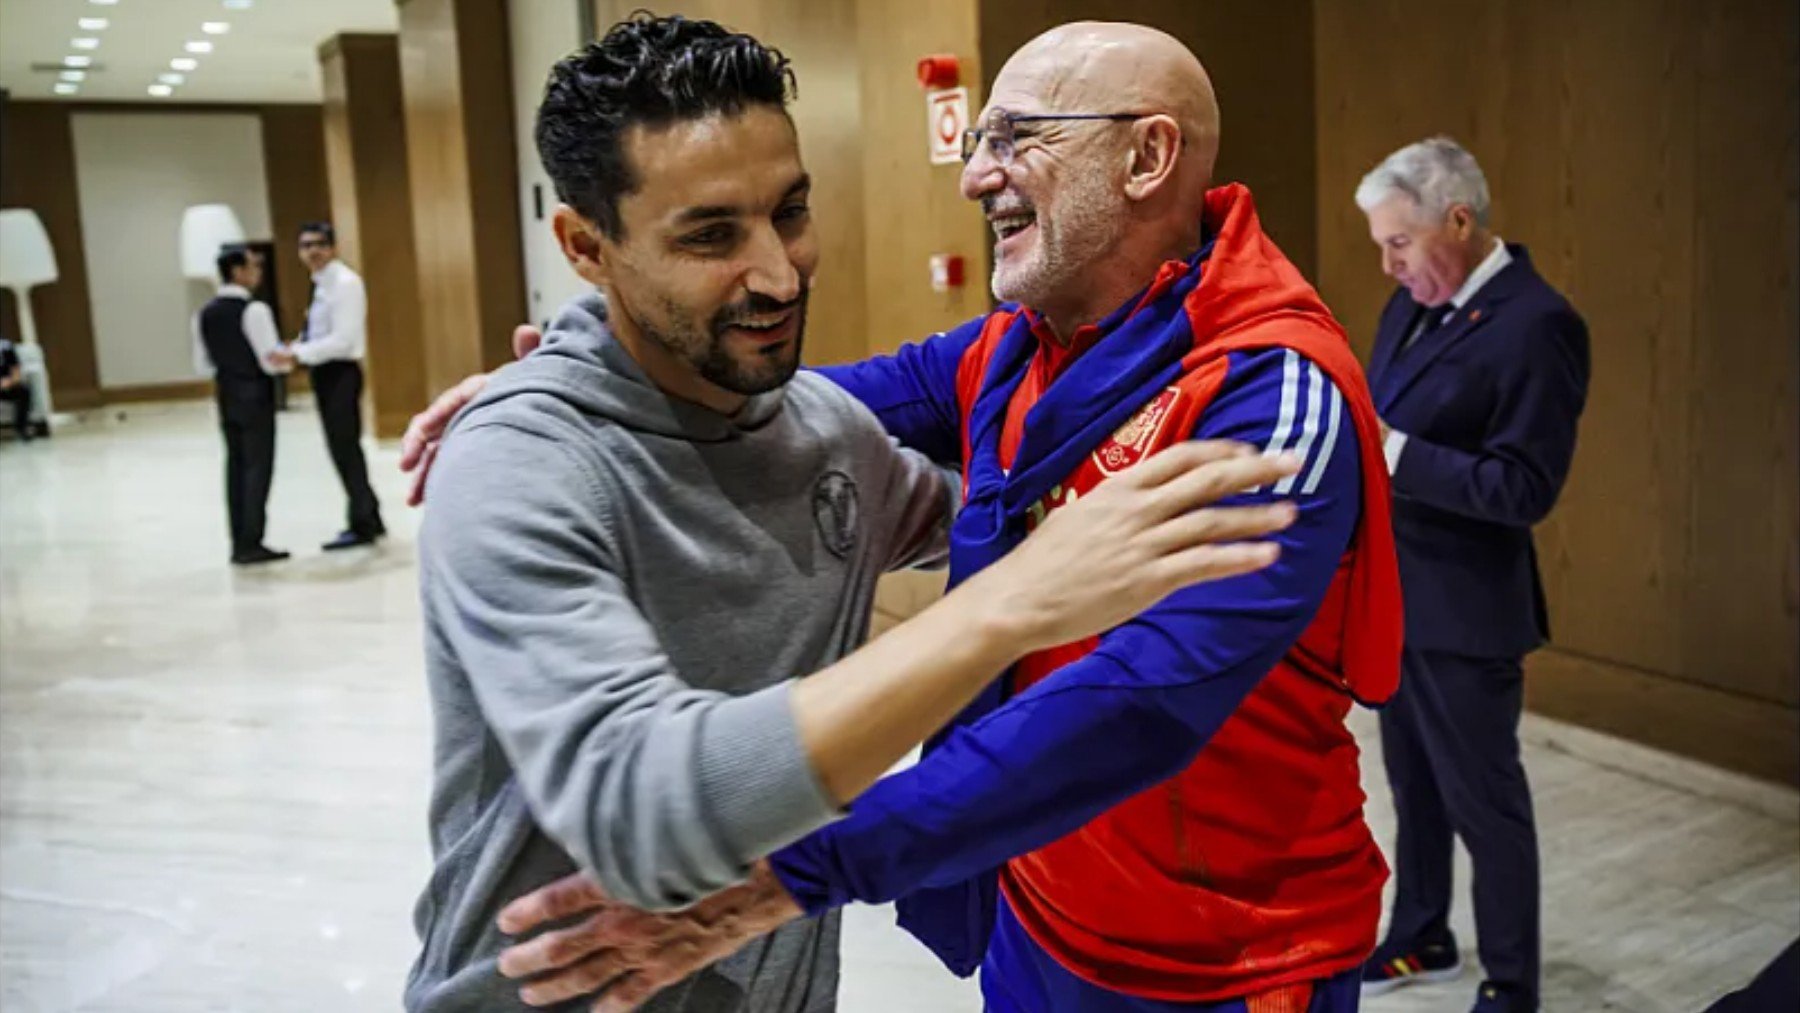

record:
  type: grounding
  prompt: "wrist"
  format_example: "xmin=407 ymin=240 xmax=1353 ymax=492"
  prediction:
xmin=944 ymin=570 xmax=1043 ymax=660
xmin=729 ymin=860 xmax=805 ymax=930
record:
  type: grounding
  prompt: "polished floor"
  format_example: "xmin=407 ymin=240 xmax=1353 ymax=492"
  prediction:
xmin=1 ymin=401 xmax=1795 ymax=1012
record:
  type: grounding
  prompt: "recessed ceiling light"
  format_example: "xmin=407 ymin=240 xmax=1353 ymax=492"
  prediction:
xmin=203 ymin=22 xmax=231 ymax=35
xmin=185 ymin=40 xmax=214 ymax=54
xmin=171 ymin=57 xmax=199 ymax=71
xmin=60 ymin=70 xmax=87 ymax=82
xmin=78 ymin=18 xmax=110 ymax=31
xmin=88 ymin=0 xmax=119 ymax=6
xmin=159 ymin=73 xmax=186 ymax=85
xmin=224 ymin=0 xmax=254 ymax=9
xmin=54 ymin=83 xmax=80 ymax=96
xmin=149 ymin=84 xmax=175 ymax=98
xmin=72 ymin=37 xmax=101 ymax=50
xmin=64 ymin=56 xmax=93 ymax=68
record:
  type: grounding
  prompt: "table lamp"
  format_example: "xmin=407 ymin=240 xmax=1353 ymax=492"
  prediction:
xmin=0 ymin=208 xmax=60 ymax=424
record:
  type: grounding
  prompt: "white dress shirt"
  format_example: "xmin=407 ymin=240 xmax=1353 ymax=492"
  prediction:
xmin=192 ymin=283 xmax=283 ymax=377
xmin=1384 ymin=238 xmax=1513 ymax=473
xmin=295 ymin=258 xmax=368 ymax=366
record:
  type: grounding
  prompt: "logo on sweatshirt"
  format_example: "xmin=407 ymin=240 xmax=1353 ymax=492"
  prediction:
xmin=813 ymin=471 xmax=859 ymax=558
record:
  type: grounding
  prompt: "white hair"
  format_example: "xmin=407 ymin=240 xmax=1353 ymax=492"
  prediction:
xmin=1354 ymin=136 xmax=1491 ymax=227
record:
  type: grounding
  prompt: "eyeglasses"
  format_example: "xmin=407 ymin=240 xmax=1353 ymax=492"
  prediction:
xmin=961 ymin=108 xmax=1152 ymax=166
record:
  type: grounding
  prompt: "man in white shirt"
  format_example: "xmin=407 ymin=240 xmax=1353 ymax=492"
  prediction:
xmin=275 ymin=222 xmax=385 ymax=550
xmin=194 ymin=246 xmax=289 ymax=565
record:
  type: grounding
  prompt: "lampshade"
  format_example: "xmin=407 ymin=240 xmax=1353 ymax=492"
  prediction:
xmin=178 ymin=203 xmax=247 ymax=281
xmin=0 ymin=209 xmax=58 ymax=288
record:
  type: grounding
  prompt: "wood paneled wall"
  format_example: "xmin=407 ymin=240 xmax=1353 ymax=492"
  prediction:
xmin=398 ymin=0 xmax=528 ymax=394
xmin=976 ymin=0 xmax=1319 ymax=278
xmin=856 ymin=0 xmax=994 ymax=355
xmin=258 ymin=105 xmax=333 ymax=343
xmin=1315 ymin=0 xmax=1799 ymax=783
xmin=0 ymin=102 xmax=103 ymax=409
xmin=321 ymin=34 xmax=426 ymax=439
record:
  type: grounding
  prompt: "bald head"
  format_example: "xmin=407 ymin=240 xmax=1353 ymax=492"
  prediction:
xmin=995 ymin=21 xmax=1221 ymax=191
xmin=964 ymin=21 xmax=1224 ymax=337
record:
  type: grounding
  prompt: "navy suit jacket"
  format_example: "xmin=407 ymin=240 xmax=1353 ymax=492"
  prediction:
xmin=1368 ymin=244 xmax=1589 ymax=658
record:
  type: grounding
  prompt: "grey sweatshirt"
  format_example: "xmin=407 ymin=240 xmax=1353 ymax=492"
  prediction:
xmin=404 ymin=294 xmax=953 ymax=1013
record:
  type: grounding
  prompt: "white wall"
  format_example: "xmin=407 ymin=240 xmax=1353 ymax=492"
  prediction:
xmin=70 ymin=112 xmax=273 ymax=389
xmin=509 ymin=0 xmax=589 ymax=328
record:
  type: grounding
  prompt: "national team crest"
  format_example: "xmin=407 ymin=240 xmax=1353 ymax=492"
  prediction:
xmin=1093 ymin=387 xmax=1182 ymax=475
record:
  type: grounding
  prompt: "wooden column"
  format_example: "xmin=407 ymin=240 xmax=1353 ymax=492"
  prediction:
xmin=0 ymin=102 xmax=102 ymax=409
xmin=319 ymin=33 xmax=425 ymax=439
xmin=397 ymin=0 xmax=527 ymax=395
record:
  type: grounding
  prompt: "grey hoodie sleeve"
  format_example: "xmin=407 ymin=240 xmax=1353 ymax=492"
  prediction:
xmin=419 ymin=422 xmax=840 ymax=910
xmin=870 ymin=441 xmax=957 ymax=572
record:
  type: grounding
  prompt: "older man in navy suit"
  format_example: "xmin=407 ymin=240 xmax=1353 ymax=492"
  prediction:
xmin=1354 ymin=137 xmax=1589 ymax=1013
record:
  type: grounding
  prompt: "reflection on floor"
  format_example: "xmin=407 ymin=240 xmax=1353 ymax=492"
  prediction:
xmin=1 ymin=402 xmax=1794 ymax=1012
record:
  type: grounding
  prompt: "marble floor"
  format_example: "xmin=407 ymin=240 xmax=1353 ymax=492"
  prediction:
xmin=0 ymin=401 xmax=1794 ymax=1013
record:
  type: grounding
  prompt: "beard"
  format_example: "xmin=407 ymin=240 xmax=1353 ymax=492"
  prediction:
xmin=643 ymin=288 xmax=809 ymax=397
xmin=988 ymin=168 xmax=1127 ymax=309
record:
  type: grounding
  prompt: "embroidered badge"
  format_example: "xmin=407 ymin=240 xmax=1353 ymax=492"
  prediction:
xmin=1093 ymin=387 xmax=1182 ymax=475
xmin=812 ymin=471 xmax=859 ymax=559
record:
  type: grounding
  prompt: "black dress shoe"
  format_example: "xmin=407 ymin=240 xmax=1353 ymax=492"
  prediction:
xmin=322 ymin=529 xmax=382 ymax=551
xmin=231 ymin=545 xmax=292 ymax=566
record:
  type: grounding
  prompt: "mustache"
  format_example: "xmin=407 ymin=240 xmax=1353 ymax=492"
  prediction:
xmin=980 ymin=194 xmax=1036 ymax=218
xmin=714 ymin=290 xmax=806 ymax=329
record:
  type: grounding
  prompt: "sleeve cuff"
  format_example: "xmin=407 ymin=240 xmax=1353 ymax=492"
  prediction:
xmin=694 ymin=682 xmax=842 ymax=869
xmin=1383 ymin=429 xmax=1409 ymax=475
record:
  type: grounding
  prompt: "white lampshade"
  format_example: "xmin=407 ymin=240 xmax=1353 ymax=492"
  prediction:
xmin=178 ymin=203 xmax=247 ymax=281
xmin=0 ymin=209 xmax=58 ymax=289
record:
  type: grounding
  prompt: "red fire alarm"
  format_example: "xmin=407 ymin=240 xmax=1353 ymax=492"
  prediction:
xmin=930 ymin=254 xmax=965 ymax=292
xmin=916 ymin=54 xmax=960 ymax=90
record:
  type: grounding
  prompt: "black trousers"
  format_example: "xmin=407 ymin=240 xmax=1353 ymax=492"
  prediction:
xmin=309 ymin=360 xmax=383 ymax=536
xmin=218 ymin=385 xmax=277 ymax=553
xmin=1 ymin=384 xmax=31 ymax=438
xmin=1381 ymin=647 xmax=1540 ymax=1004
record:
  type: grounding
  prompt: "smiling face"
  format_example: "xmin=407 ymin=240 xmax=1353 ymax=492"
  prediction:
xmin=557 ymin=105 xmax=817 ymax=412
xmin=961 ymin=63 xmax=1132 ymax=313
xmin=957 ymin=22 xmax=1220 ymax=335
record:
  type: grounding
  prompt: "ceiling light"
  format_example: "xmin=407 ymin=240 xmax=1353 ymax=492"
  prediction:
xmin=72 ymin=38 xmax=101 ymax=50
xmin=54 ymin=83 xmax=80 ymax=96
xmin=88 ymin=0 xmax=119 ymax=6
xmin=78 ymin=18 xmax=110 ymax=31
xmin=171 ymin=57 xmax=199 ymax=71
xmin=64 ymin=56 xmax=93 ymax=68
xmin=159 ymin=73 xmax=186 ymax=85
xmin=185 ymin=41 xmax=214 ymax=54
xmin=224 ymin=0 xmax=254 ymax=9
xmin=203 ymin=22 xmax=230 ymax=35
xmin=149 ymin=85 xmax=174 ymax=98
xmin=60 ymin=70 xmax=87 ymax=82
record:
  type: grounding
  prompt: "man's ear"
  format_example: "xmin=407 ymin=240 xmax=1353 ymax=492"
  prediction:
xmin=1123 ymin=115 xmax=1182 ymax=202
xmin=553 ymin=205 xmax=612 ymax=288
xmin=1447 ymin=204 xmax=1476 ymax=239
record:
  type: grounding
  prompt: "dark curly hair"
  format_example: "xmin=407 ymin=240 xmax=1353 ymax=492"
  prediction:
xmin=536 ymin=12 xmax=797 ymax=240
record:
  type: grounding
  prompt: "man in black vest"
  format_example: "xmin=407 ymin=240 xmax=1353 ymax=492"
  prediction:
xmin=194 ymin=246 xmax=289 ymax=565
xmin=272 ymin=222 xmax=385 ymax=550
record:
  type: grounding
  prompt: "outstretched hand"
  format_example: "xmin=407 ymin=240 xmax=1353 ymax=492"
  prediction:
xmin=495 ymin=862 xmax=802 ymax=1012
xmin=398 ymin=324 xmax=543 ymax=505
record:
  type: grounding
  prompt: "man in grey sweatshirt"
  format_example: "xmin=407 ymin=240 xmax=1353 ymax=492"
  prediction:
xmin=404 ymin=14 xmax=1299 ymax=1013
